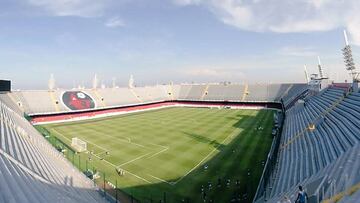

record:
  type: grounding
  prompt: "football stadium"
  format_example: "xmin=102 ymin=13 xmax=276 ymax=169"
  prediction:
xmin=1 ymin=1 xmax=360 ymax=203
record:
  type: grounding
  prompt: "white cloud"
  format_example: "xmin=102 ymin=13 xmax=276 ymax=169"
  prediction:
xmin=27 ymin=0 xmax=109 ymax=17
xmin=174 ymin=0 xmax=360 ymax=45
xmin=173 ymin=0 xmax=202 ymax=6
xmin=105 ymin=17 xmax=126 ymax=28
xmin=346 ymin=15 xmax=360 ymax=45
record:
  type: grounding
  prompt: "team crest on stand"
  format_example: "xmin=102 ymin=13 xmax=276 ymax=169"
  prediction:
xmin=62 ymin=91 xmax=96 ymax=110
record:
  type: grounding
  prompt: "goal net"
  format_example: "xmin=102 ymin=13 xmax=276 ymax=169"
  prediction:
xmin=71 ymin=137 xmax=87 ymax=152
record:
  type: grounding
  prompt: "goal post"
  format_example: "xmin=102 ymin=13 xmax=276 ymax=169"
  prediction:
xmin=71 ymin=137 xmax=87 ymax=152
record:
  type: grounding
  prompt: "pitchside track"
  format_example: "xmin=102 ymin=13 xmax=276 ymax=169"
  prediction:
xmin=40 ymin=107 xmax=274 ymax=202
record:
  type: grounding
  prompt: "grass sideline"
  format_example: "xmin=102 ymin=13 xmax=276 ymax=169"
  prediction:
xmin=38 ymin=107 xmax=275 ymax=203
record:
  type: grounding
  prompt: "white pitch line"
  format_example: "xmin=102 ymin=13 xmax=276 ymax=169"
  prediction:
xmin=117 ymin=135 xmax=131 ymax=143
xmin=147 ymin=147 xmax=169 ymax=159
xmin=54 ymin=128 xmax=153 ymax=184
xmin=149 ymin=143 xmax=168 ymax=149
xmin=94 ymin=150 xmax=108 ymax=156
xmin=127 ymin=140 xmax=147 ymax=148
xmin=174 ymin=128 xmax=240 ymax=185
xmin=94 ymin=131 xmax=147 ymax=148
xmin=52 ymin=128 xmax=72 ymax=142
xmin=53 ymin=128 xmax=109 ymax=156
xmin=147 ymin=174 xmax=174 ymax=186
xmin=70 ymin=127 xmax=146 ymax=149
xmin=117 ymin=152 xmax=152 ymax=167
xmin=100 ymin=158 xmax=152 ymax=184
xmin=173 ymin=148 xmax=217 ymax=185
xmin=86 ymin=139 xmax=109 ymax=152
xmin=55 ymin=128 xmax=109 ymax=152
xmin=122 ymin=169 xmax=152 ymax=184
xmin=126 ymin=137 xmax=131 ymax=142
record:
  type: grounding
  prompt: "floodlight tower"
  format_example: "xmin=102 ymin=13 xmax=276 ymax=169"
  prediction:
xmin=48 ymin=74 xmax=55 ymax=90
xmin=317 ymin=56 xmax=326 ymax=79
xmin=304 ymin=65 xmax=310 ymax=83
xmin=128 ymin=75 xmax=134 ymax=88
xmin=342 ymin=30 xmax=359 ymax=83
xmin=92 ymin=74 xmax=98 ymax=89
xmin=112 ymin=77 xmax=117 ymax=88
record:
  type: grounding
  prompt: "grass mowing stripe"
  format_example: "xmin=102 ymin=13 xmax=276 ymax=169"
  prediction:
xmin=174 ymin=122 xmax=244 ymax=185
xmin=40 ymin=107 xmax=274 ymax=203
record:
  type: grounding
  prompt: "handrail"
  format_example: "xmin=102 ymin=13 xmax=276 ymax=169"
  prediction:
xmin=322 ymin=182 xmax=360 ymax=203
xmin=241 ymin=84 xmax=249 ymax=102
xmin=253 ymin=110 xmax=285 ymax=202
xmin=280 ymin=92 xmax=346 ymax=150
xmin=200 ymin=84 xmax=210 ymax=100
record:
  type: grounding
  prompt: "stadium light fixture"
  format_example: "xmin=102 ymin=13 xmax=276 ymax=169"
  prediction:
xmin=317 ymin=56 xmax=325 ymax=79
xmin=129 ymin=74 xmax=134 ymax=88
xmin=112 ymin=77 xmax=117 ymax=88
xmin=48 ymin=74 xmax=55 ymax=90
xmin=304 ymin=65 xmax=309 ymax=83
xmin=342 ymin=30 xmax=359 ymax=82
xmin=93 ymin=74 xmax=98 ymax=89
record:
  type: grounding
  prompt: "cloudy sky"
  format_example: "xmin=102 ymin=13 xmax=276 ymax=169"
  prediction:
xmin=1 ymin=0 xmax=360 ymax=89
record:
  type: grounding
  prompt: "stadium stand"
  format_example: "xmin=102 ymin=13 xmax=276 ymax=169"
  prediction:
xmin=49 ymin=90 xmax=68 ymax=113
xmin=223 ymin=84 xmax=245 ymax=101
xmin=132 ymin=85 xmax=169 ymax=102
xmin=202 ymin=84 xmax=229 ymax=101
xmin=267 ymin=84 xmax=288 ymax=101
xmin=337 ymin=187 xmax=360 ymax=203
xmin=170 ymin=85 xmax=181 ymax=100
xmin=0 ymin=99 xmax=105 ymax=202
xmin=177 ymin=84 xmax=193 ymax=100
xmin=8 ymin=83 xmax=308 ymax=115
xmin=246 ymin=84 xmax=269 ymax=101
xmin=11 ymin=90 xmax=58 ymax=115
xmin=0 ymin=93 xmax=23 ymax=115
xmin=94 ymin=88 xmax=139 ymax=107
xmin=254 ymin=87 xmax=360 ymax=203
xmin=4 ymin=82 xmax=360 ymax=203
xmin=84 ymin=89 xmax=106 ymax=108
xmin=200 ymin=83 xmax=307 ymax=103
xmin=281 ymin=84 xmax=309 ymax=108
xmin=183 ymin=84 xmax=207 ymax=100
xmin=201 ymin=84 xmax=246 ymax=101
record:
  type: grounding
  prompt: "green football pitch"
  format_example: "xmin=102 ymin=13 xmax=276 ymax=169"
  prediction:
xmin=39 ymin=107 xmax=275 ymax=203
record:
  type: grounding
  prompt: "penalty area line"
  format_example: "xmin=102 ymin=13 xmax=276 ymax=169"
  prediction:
xmin=147 ymin=147 xmax=169 ymax=159
xmin=70 ymin=128 xmax=146 ymax=149
xmin=101 ymin=158 xmax=152 ymax=184
xmin=52 ymin=129 xmax=153 ymax=184
xmin=147 ymin=174 xmax=175 ymax=186
xmin=117 ymin=152 xmax=152 ymax=167
xmin=53 ymin=128 xmax=110 ymax=156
